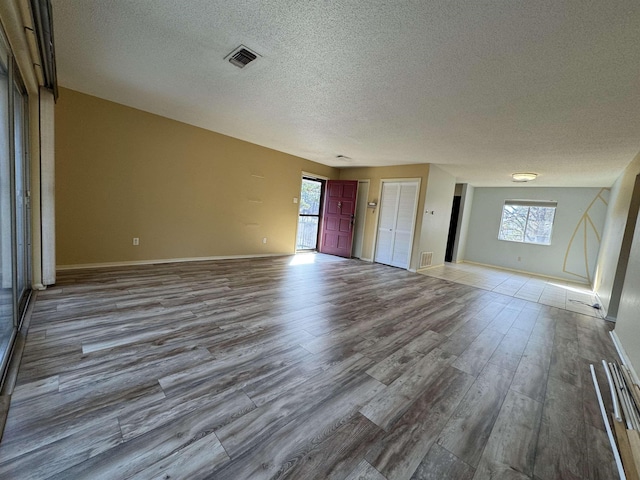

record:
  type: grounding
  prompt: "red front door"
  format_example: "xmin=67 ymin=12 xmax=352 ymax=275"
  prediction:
xmin=319 ymin=180 xmax=358 ymax=258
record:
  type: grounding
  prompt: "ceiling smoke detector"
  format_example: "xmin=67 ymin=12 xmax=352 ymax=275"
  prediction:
xmin=512 ymin=172 xmax=538 ymax=182
xmin=225 ymin=45 xmax=260 ymax=68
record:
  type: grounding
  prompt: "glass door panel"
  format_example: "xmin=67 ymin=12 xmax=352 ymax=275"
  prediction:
xmin=296 ymin=178 xmax=323 ymax=251
xmin=0 ymin=47 xmax=15 ymax=365
xmin=14 ymin=81 xmax=29 ymax=319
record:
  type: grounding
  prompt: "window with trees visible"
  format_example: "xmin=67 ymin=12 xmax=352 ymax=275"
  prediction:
xmin=498 ymin=200 xmax=557 ymax=245
xmin=296 ymin=178 xmax=324 ymax=250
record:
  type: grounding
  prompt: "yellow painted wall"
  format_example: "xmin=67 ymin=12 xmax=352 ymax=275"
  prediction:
xmin=55 ymin=88 xmax=338 ymax=266
xmin=339 ymin=164 xmax=430 ymax=270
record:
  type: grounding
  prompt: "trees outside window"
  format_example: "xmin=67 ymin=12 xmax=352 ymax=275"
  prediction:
xmin=498 ymin=201 xmax=556 ymax=245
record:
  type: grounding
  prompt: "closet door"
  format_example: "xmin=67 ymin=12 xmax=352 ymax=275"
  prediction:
xmin=391 ymin=182 xmax=419 ymax=267
xmin=374 ymin=180 xmax=419 ymax=269
xmin=374 ymin=182 xmax=399 ymax=265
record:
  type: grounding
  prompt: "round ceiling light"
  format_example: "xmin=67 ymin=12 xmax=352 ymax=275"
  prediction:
xmin=512 ymin=172 xmax=538 ymax=182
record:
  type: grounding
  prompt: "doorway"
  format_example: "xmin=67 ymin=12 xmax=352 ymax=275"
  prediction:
xmin=296 ymin=176 xmax=324 ymax=251
xmin=374 ymin=179 xmax=420 ymax=269
xmin=445 ymin=196 xmax=461 ymax=262
xmin=351 ymin=180 xmax=369 ymax=259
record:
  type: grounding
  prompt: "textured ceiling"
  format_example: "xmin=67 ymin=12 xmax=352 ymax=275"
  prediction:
xmin=51 ymin=1 xmax=640 ymax=187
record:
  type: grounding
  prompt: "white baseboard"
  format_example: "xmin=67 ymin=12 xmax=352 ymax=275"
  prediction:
xmin=610 ymin=330 xmax=640 ymax=385
xmin=358 ymin=257 xmax=373 ymax=263
xmin=56 ymin=253 xmax=290 ymax=271
xmin=417 ymin=263 xmax=444 ymax=272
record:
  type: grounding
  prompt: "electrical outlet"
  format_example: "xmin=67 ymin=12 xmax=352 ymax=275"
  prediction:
xmin=293 ymin=197 xmax=298 ymax=204
xmin=262 ymin=237 xmax=267 ymax=244
xmin=133 ymin=237 xmax=139 ymax=246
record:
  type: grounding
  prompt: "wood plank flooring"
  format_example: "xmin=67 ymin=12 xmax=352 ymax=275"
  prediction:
xmin=0 ymin=254 xmax=619 ymax=479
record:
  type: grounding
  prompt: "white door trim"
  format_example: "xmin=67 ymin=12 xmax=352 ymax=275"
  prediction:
xmin=301 ymin=171 xmax=329 ymax=181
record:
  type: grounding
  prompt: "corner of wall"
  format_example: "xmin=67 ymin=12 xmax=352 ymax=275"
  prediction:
xmin=594 ymin=151 xmax=640 ymax=313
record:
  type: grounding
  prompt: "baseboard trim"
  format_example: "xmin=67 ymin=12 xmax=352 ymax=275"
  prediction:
xmin=610 ymin=330 xmax=640 ymax=385
xmin=358 ymin=257 xmax=373 ymax=263
xmin=57 ymin=253 xmax=291 ymax=271
xmin=462 ymin=261 xmax=591 ymax=285
xmin=417 ymin=263 xmax=444 ymax=272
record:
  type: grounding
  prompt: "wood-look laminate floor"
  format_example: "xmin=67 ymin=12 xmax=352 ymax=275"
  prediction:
xmin=0 ymin=254 xmax=619 ymax=479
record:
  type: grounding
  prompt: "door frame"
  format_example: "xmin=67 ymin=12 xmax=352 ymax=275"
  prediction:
xmin=371 ymin=177 xmax=421 ymax=270
xmin=294 ymin=172 xmax=329 ymax=252
xmin=352 ymin=179 xmax=370 ymax=260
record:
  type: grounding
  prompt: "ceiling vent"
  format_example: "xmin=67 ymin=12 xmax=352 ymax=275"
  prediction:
xmin=225 ymin=45 xmax=259 ymax=68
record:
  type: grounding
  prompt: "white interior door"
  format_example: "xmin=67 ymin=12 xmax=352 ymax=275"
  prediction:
xmin=374 ymin=180 xmax=419 ymax=269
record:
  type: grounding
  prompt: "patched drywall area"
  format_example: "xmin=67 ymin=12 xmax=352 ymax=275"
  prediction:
xmin=464 ymin=187 xmax=609 ymax=283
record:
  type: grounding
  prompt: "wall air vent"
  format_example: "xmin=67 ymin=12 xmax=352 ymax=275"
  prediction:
xmin=419 ymin=252 xmax=433 ymax=269
xmin=225 ymin=45 xmax=260 ymax=68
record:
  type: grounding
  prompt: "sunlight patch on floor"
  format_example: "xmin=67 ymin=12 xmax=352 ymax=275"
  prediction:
xmin=420 ymin=262 xmax=603 ymax=318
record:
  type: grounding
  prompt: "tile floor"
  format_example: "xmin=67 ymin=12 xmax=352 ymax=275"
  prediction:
xmin=419 ymin=262 xmax=605 ymax=319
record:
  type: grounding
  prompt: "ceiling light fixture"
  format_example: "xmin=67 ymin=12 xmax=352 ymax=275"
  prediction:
xmin=336 ymin=155 xmax=352 ymax=161
xmin=511 ymin=172 xmax=538 ymax=182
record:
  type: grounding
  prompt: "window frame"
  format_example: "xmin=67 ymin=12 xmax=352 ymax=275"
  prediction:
xmin=497 ymin=199 xmax=558 ymax=246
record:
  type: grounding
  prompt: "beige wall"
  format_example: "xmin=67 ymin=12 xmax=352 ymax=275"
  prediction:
xmin=594 ymin=151 xmax=640 ymax=315
xmin=339 ymin=164 xmax=430 ymax=270
xmin=55 ymin=88 xmax=338 ymax=266
xmin=417 ymin=165 xmax=456 ymax=268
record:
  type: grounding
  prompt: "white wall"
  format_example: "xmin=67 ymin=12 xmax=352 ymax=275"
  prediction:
xmin=465 ymin=187 xmax=608 ymax=282
xmin=452 ymin=184 xmax=474 ymax=263
xmin=614 ymin=200 xmax=640 ymax=375
xmin=593 ymin=152 xmax=640 ymax=316
xmin=417 ymin=165 xmax=456 ymax=269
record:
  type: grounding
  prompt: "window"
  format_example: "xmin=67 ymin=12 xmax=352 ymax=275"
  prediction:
xmin=498 ymin=200 xmax=557 ymax=245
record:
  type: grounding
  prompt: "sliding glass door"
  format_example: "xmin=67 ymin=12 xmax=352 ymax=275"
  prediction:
xmin=13 ymin=77 xmax=30 ymax=320
xmin=0 ymin=40 xmax=14 ymax=367
xmin=0 ymin=29 xmax=31 ymax=379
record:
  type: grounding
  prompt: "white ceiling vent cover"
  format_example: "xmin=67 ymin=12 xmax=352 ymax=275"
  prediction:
xmin=225 ymin=45 xmax=260 ymax=68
